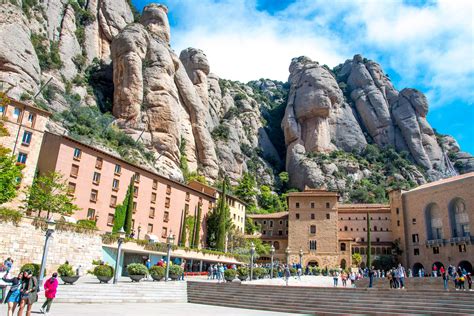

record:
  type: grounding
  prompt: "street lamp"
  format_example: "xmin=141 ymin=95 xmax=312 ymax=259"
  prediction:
xmin=299 ymin=248 xmax=304 ymax=267
xmin=39 ymin=218 xmax=56 ymax=286
xmin=113 ymin=227 xmax=126 ymax=284
xmin=285 ymin=246 xmax=290 ymax=265
xmin=165 ymin=234 xmax=175 ymax=282
xmin=270 ymin=244 xmax=275 ymax=279
xmin=249 ymin=242 xmax=255 ymax=281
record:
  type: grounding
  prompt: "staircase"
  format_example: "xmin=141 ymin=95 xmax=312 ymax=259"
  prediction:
xmin=354 ymin=276 xmax=453 ymax=289
xmin=38 ymin=278 xmax=187 ymax=303
xmin=187 ymin=281 xmax=474 ymax=315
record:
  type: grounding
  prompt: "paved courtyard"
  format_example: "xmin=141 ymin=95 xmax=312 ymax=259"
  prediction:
xmin=199 ymin=275 xmax=355 ymax=287
xmin=40 ymin=302 xmax=302 ymax=316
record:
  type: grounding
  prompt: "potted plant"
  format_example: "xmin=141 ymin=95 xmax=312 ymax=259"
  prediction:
xmin=58 ymin=263 xmax=80 ymax=285
xmin=149 ymin=266 xmax=165 ymax=281
xmin=289 ymin=267 xmax=297 ymax=276
xmin=91 ymin=264 xmax=114 ymax=283
xmin=168 ymin=264 xmax=183 ymax=280
xmin=237 ymin=267 xmax=248 ymax=281
xmin=127 ymin=263 xmax=148 ymax=282
xmin=224 ymin=269 xmax=237 ymax=282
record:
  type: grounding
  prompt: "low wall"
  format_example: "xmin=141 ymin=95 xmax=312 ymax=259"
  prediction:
xmin=0 ymin=217 xmax=102 ymax=274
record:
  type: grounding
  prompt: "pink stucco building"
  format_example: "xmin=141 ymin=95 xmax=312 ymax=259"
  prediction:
xmin=37 ymin=132 xmax=216 ymax=247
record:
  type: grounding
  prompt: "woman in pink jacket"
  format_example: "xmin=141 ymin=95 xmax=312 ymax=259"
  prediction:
xmin=40 ymin=273 xmax=58 ymax=314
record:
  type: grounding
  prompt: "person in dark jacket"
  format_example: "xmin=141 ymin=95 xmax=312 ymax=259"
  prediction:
xmin=2 ymin=272 xmax=23 ymax=316
xmin=17 ymin=270 xmax=37 ymax=316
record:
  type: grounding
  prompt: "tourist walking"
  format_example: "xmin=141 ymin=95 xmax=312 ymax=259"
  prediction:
xmin=466 ymin=273 xmax=472 ymax=291
xmin=333 ymin=270 xmax=339 ymax=287
xmin=368 ymin=266 xmax=375 ymax=288
xmin=2 ymin=271 xmax=23 ymax=316
xmin=432 ymin=264 xmax=438 ymax=277
xmin=17 ymin=270 xmax=38 ymax=316
xmin=397 ymin=264 xmax=406 ymax=289
xmin=350 ymin=272 xmax=356 ymax=288
xmin=180 ymin=260 xmax=186 ymax=281
xmin=442 ymin=267 xmax=449 ymax=290
xmin=388 ymin=269 xmax=394 ymax=288
xmin=40 ymin=273 xmax=58 ymax=314
xmin=218 ymin=264 xmax=225 ymax=283
xmin=284 ymin=265 xmax=291 ymax=286
xmin=341 ymin=271 xmax=347 ymax=287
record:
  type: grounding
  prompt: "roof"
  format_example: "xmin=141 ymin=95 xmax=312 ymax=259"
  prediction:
xmin=338 ymin=204 xmax=390 ymax=213
xmin=247 ymin=211 xmax=289 ymax=219
xmin=287 ymin=189 xmax=339 ymax=197
xmin=47 ymin=132 xmax=217 ymax=200
xmin=9 ymin=99 xmax=52 ymax=117
xmin=404 ymin=172 xmax=474 ymax=194
xmin=187 ymin=179 xmax=249 ymax=207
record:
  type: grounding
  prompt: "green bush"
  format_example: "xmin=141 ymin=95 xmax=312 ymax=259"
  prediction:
xmin=224 ymin=269 xmax=237 ymax=280
xmin=149 ymin=266 xmax=165 ymax=278
xmin=253 ymin=267 xmax=266 ymax=279
xmin=0 ymin=208 xmax=22 ymax=225
xmin=92 ymin=264 xmax=114 ymax=277
xmin=237 ymin=266 xmax=249 ymax=277
xmin=126 ymin=263 xmax=148 ymax=276
xmin=57 ymin=263 xmax=75 ymax=277
xmin=76 ymin=219 xmax=97 ymax=230
xmin=289 ymin=268 xmax=297 ymax=276
xmin=20 ymin=263 xmax=43 ymax=277
xmin=211 ymin=124 xmax=230 ymax=141
xmin=30 ymin=33 xmax=62 ymax=71
xmin=168 ymin=264 xmax=183 ymax=276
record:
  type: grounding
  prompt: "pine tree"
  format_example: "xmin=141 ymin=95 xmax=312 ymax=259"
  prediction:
xmin=123 ymin=178 xmax=134 ymax=235
xmin=112 ymin=204 xmax=125 ymax=233
xmin=366 ymin=212 xmax=371 ymax=268
xmin=180 ymin=209 xmax=187 ymax=246
xmin=193 ymin=203 xmax=202 ymax=248
xmin=216 ymin=177 xmax=228 ymax=251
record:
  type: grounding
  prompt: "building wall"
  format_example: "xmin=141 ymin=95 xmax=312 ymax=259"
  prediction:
xmin=37 ymin=133 xmax=215 ymax=247
xmin=391 ymin=173 xmax=474 ymax=273
xmin=0 ymin=100 xmax=50 ymax=209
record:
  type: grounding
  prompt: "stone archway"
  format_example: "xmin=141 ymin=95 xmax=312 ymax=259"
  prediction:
xmin=458 ymin=260 xmax=473 ymax=273
xmin=432 ymin=261 xmax=444 ymax=272
xmin=413 ymin=262 xmax=424 ymax=277
xmin=340 ymin=259 xmax=347 ymax=270
xmin=307 ymin=261 xmax=319 ymax=267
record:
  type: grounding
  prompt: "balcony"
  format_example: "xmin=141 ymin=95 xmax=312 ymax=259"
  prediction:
xmin=447 ymin=236 xmax=472 ymax=245
xmin=425 ymin=239 xmax=445 ymax=247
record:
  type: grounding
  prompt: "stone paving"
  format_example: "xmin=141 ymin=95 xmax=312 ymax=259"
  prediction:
xmin=197 ymin=275 xmax=355 ymax=287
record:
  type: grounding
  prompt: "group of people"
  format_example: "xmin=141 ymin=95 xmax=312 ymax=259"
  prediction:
xmin=441 ymin=265 xmax=472 ymax=291
xmin=2 ymin=258 xmax=58 ymax=316
xmin=207 ymin=263 xmax=231 ymax=282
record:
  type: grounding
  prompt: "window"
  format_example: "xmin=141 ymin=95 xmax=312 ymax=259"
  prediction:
xmin=27 ymin=113 xmax=35 ymax=124
xmin=114 ymin=164 xmax=121 ymax=174
xmin=185 ymin=192 xmax=190 ymax=201
xmin=340 ymin=243 xmax=346 ymax=251
xmin=134 ymin=172 xmax=140 ymax=182
xmin=396 ymin=208 xmax=399 ymax=215
xmin=162 ymin=227 xmax=168 ymax=238
xmin=163 ymin=211 xmax=169 ymax=222
xmin=326 ymin=202 xmax=330 ymax=208
xmin=133 ymin=186 xmax=139 ymax=197
xmin=414 ymin=248 xmax=420 ymax=256
xmin=374 ymin=226 xmax=378 ymax=231
xmin=278 ymin=230 xmax=283 ymax=236
xmin=412 ymin=234 xmax=419 ymax=243
xmin=351 ymin=228 xmax=353 ymax=231
xmin=309 ymin=240 xmax=317 ymax=250
xmin=412 ymin=218 xmax=416 ymax=225
xmin=326 ymin=213 xmax=330 ymax=219
xmin=152 ymin=180 xmax=158 ymax=190
xmin=73 ymin=148 xmax=81 ymax=160
xmin=279 ymin=220 xmax=283 ymax=225
xmin=184 ymin=203 xmax=189 ymax=213
xmin=310 ymin=225 xmax=316 ymax=234
xmin=21 ymin=131 xmax=32 ymax=145
xmin=361 ymin=238 xmax=365 ymax=242
xmin=295 ymin=202 xmax=300 ymax=208
xmin=344 ymin=226 xmax=348 ymax=231
xmin=112 ymin=179 xmax=119 ymax=191
xmin=268 ymin=231 xmax=273 ymax=237
xmin=378 ymin=217 xmax=381 ymax=220
xmin=151 ymin=192 xmax=157 ymax=204
xmin=165 ymin=197 xmax=170 ymax=208
xmin=270 ymin=220 xmax=273 ymax=228
xmin=166 ymin=185 xmax=171 ymax=195
xmin=0 ymin=106 xmax=4 ymax=115
xmin=311 ymin=202 xmax=315 ymax=209
xmin=17 ymin=152 xmax=27 ymax=164
xmin=397 ymin=220 xmax=400 ymax=227
xmin=67 ymin=182 xmax=76 ymax=194
xmin=107 ymin=213 xmax=114 ymax=226
xmin=459 ymin=244 xmax=467 ymax=253
xmin=274 ymin=241 xmax=280 ymax=250
xmin=233 ymin=214 xmax=236 ymax=220
xmin=110 ymin=195 xmax=117 ymax=207
xmin=90 ymin=189 xmax=98 ymax=202
xmin=87 ymin=208 xmax=95 ymax=219
xmin=262 ymin=230 xmax=266 ymax=235
xmin=133 ymin=201 xmax=137 ymax=213
xmin=149 ymin=207 xmax=155 ymax=218
xmin=433 ymin=247 xmax=440 ymax=254
xmin=13 ymin=107 xmax=21 ymax=120
xmin=311 ymin=213 xmax=315 ymax=220
xmin=263 ymin=220 xmax=267 ymax=225
xmin=376 ymin=238 xmax=380 ymax=242
xmin=70 ymin=164 xmax=79 ymax=177
xmin=295 ymin=213 xmax=300 ymax=220
xmin=147 ymin=224 xmax=153 ymax=233
xmin=92 ymin=172 xmax=101 ymax=184
xmin=95 ymin=157 xmax=103 ymax=169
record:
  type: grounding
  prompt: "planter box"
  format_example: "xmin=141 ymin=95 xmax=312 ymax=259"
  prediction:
xmin=129 ymin=275 xmax=145 ymax=282
xmin=60 ymin=275 xmax=80 ymax=285
xmin=97 ymin=275 xmax=113 ymax=283
xmin=151 ymin=274 xmax=164 ymax=281
xmin=169 ymin=274 xmax=179 ymax=280
xmin=237 ymin=275 xmax=248 ymax=281
xmin=225 ymin=276 xmax=235 ymax=282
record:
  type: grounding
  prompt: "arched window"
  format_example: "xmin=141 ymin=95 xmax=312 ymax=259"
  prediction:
xmin=360 ymin=248 xmax=365 ymax=255
xmin=344 ymin=226 xmax=348 ymax=231
xmin=425 ymin=203 xmax=443 ymax=240
xmin=449 ymin=198 xmax=470 ymax=237
xmin=376 ymin=247 xmax=381 ymax=255
xmin=340 ymin=243 xmax=346 ymax=251
xmin=273 ymin=241 xmax=280 ymax=250
xmin=374 ymin=226 xmax=378 ymax=231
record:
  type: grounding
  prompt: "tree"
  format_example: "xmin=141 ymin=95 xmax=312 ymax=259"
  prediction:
xmin=352 ymin=253 xmax=362 ymax=267
xmin=179 ymin=209 xmax=187 ymax=246
xmin=23 ymin=172 xmax=79 ymax=218
xmin=0 ymin=122 xmax=23 ymax=205
xmin=258 ymin=185 xmax=283 ymax=212
xmin=193 ymin=203 xmax=202 ymax=248
xmin=372 ymin=255 xmax=397 ymax=271
xmin=233 ymin=173 xmax=257 ymax=206
xmin=112 ymin=204 xmax=126 ymax=234
xmin=216 ymin=177 xmax=229 ymax=251
xmin=186 ymin=215 xmax=195 ymax=246
xmin=122 ymin=178 xmax=134 ymax=235
xmin=366 ymin=212 xmax=371 ymax=267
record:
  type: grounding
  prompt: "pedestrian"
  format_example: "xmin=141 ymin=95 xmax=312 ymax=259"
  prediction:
xmin=218 ymin=264 xmax=225 ymax=282
xmin=284 ymin=265 xmax=291 ymax=286
xmin=442 ymin=267 xmax=448 ymax=290
xmin=458 ymin=273 xmax=466 ymax=291
xmin=40 ymin=273 xmax=58 ymax=314
xmin=17 ymin=270 xmax=38 ymax=316
xmin=397 ymin=264 xmax=406 ymax=289
xmin=350 ymin=272 xmax=356 ymax=288
xmin=2 ymin=271 xmax=23 ymax=316
xmin=341 ymin=271 xmax=347 ymax=287
xmin=3 ymin=258 xmax=13 ymax=274
xmin=466 ymin=273 xmax=472 ymax=291
xmin=432 ymin=264 xmax=438 ymax=277
xmin=180 ymin=260 xmax=186 ymax=281
xmin=368 ymin=266 xmax=375 ymax=288
xmin=297 ymin=267 xmax=302 ymax=280
xmin=333 ymin=270 xmax=339 ymax=287
xmin=388 ymin=269 xmax=394 ymax=288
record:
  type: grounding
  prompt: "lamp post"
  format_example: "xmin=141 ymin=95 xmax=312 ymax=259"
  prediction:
xmin=270 ymin=244 xmax=275 ymax=279
xmin=137 ymin=224 xmax=141 ymax=240
xmin=299 ymin=248 xmax=304 ymax=269
xmin=39 ymin=218 xmax=56 ymax=286
xmin=113 ymin=227 xmax=126 ymax=284
xmin=285 ymin=246 xmax=290 ymax=265
xmin=165 ymin=234 xmax=175 ymax=282
xmin=250 ymin=242 xmax=255 ymax=281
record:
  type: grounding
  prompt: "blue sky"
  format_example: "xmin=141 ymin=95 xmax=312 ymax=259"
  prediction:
xmin=132 ymin=0 xmax=473 ymax=154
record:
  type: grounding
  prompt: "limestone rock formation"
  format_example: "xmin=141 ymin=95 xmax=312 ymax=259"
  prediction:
xmin=58 ymin=4 xmax=81 ymax=80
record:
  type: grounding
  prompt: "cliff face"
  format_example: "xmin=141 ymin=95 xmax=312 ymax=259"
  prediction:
xmin=0 ymin=1 xmax=472 ymax=194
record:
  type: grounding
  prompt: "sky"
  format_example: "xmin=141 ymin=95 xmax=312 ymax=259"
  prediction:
xmin=132 ymin=0 xmax=474 ymax=154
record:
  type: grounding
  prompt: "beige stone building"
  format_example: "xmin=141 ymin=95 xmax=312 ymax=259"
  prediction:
xmin=390 ymin=172 xmax=474 ymax=274
xmin=188 ymin=180 xmax=247 ymax=233
xmin=0 ymin=99 xmax=50 ymax=209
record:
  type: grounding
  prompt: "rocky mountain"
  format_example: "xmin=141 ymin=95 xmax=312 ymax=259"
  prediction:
xmin=0 ymin=1 xmax=472 ymax=203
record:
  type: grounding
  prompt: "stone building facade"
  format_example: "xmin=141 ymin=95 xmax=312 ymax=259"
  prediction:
xmin=0 ymin=99 xmax=50 ymax=209
xmin=390 ymin=172 xmax=474 ymax=274
xmin=36 ymin=132 xmax=216 ymax=247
